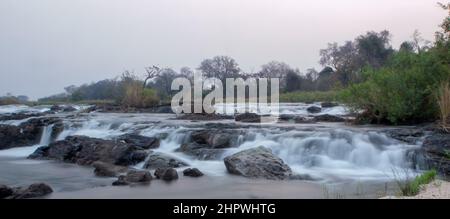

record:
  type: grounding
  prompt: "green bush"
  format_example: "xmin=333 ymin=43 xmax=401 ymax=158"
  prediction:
xmin=122 ymin=82 xmax=160 ymax=108
xmin=341 ymin=50 xmax=450 ymax=124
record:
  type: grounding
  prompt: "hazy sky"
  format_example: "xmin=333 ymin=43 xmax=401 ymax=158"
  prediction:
xmin=0 ymin=0 xmax=446 ymax=99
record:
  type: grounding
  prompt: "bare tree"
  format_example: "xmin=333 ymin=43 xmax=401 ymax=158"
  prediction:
xmin=143 ymin=65 xmax=161 ymax=88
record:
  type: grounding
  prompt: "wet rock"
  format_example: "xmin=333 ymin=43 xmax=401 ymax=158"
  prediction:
xmin=143 ymin=152 xmax=188 ymax=169
xmin=93 ymin=161 xmax=127 ymax=177
xmin=278 ymin=114 xmax=296 ymax=121
xmin=422 ymin=133 xmax=450 ymax=175
xmin=115 ymin=134 xmax=160 ymax=149
xmin=112 ymin=170 xmax=152 ymax=186
xmin=190 ymin=130 xmax=237 ymax=148
xmin=235 ymin=113 xmax=261 ymax=123
xmin=294 ymin=116 xmax=316 ymax=124
xmin=0 ymin=185 xmax=14 ymax=199
xmin=307 ymin=106 xmax=322 ymax=114
xmin=154 ymin=168 xmax=179 ymax=181
xmin=386 ymin=129 xmax=425 ymax=144
xmin=124 ymin=170 xmax=153 ymax=183
xmin=177 ymin=142 xmax=227 ymax=160
xmin=321 ymin=102 xmax=338 ymax=108
xmin=9 ymin=183 xmax=53 ymax=199
xmin=183 ymin=168 xmax=204 ymax=177
xmin=29 ymin=135 xmax=148 ymax=166
xmin=289 ymin=174 xmax=316 ymax=181
xmin=224 ymin=146 xmax=293 ymax=180
xmin=50 ymin=105 xmax=77 ymax=113
xmin=313 ymin=114 xmax=345 ymax=122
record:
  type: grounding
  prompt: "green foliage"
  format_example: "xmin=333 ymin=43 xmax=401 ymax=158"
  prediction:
xmin=122 ymin=81 xmax=160 ymax=108
xmin=341 ymin=50 xmax=450 ymax=124
xmin=397 ymin=170 xmax=437 ymax=196
xmin=280 ymin=90 xmax=342 ymax=103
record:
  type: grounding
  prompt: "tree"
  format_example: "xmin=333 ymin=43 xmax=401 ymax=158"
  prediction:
xmin=399 ymin=41 xmax=415 ymax=53
xmin=198 ymin=56 xmax=241 ymax=82
xmin=356 ymin=30 xmax=393 ymax=69
xmin=143 ymin=66 xmax=161 ymax=89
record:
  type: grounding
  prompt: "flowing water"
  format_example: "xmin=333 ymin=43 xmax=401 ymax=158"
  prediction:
xmin=0 ymin=104 xmax=424 ymax=198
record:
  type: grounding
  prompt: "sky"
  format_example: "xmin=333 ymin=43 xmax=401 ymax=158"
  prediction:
xmin=0 ymin=0 xmax=446 ymax=100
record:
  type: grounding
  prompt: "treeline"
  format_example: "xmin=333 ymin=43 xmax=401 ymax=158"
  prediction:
xmin=39 ymin=3 xmax=450 ymax=126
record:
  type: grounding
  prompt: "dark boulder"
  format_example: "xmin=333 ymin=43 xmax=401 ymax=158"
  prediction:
xmin=306 ymin=106 xmax=322 ymax=114
xmin=0 ymin=185 xmax=14 ymax=199
xmin=176 ymin=113 xmax=234 ymax=121
xmin=294 ymin=116 xmax=316 ymax=124
xmin=224 ymin=146 xmax=293 ymax=180
xmin=183 ymin=168 xmax=204 ymax=177
xmin=154 ymin=168 xmax=179 ymax=181
xmin=112 ymin=175 xmax=129 ymax=186
xmin=29 ymin=136 xmax=148 ymax=166
xmin=190 ymin=130 xmax=236 ymax=148
xmin=386 ymin=128 xmax=425 ymax=144
xmin=313 ymin=114 xmax=345 ymax=122
xmin=115 ymin=134 xmax=160 ymax=149
xmin=321 ymin=102 xmax=338 ymax=108
xmin=143 ymin=152 xmax=188 ymax=169
xmin=235 ymin=113 xmax=261 ymax=123
xmin=9 ymin=183 xmax=53 ymax=199
xmin=124 ymin=170 xmax=153 ymax=183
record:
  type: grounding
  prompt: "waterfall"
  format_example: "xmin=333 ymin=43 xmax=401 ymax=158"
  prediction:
xmin=39 ymin=124 xmax=54 ymax=146
xmin=0 ymin=124 xmax=55 ymax=157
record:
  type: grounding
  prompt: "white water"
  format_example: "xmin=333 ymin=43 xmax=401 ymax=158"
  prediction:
xmin=0 ymin=103 xmax=421 ymax=182
xmin=0 ymin=104 xmax=50 ymax=114
xmin=214 ymin=102 xmax=350 ymax=116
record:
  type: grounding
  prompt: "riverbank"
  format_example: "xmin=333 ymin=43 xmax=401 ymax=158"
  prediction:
xmin=382 ymin=179 xmax=450 ymax=199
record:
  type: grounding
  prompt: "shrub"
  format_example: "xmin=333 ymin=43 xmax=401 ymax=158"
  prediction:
xmin=122 ymin=82 xmax=159 ymax=108
xmin=341 ymin=51 xmax=450 ymax=124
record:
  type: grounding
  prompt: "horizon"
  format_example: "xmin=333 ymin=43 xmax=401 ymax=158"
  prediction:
xmin=0 ymin=0 xmax=446 ymax=100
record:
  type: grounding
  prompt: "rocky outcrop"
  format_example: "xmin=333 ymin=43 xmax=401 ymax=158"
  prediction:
xmin=29 ymin=135 xmax=148 ymax=166
xmin=307 ymin=106 xmax=321 ymax=113
xmin=1 ymin=183 xmax=53 ymax=199
xmin=183 ymin=168 xmax=204 ymax=177
xmin=313 ymin=114 xmax=345 ymax=122
xmin=223 ymin=146 xmax=293 ymax=180
xmin=143 ymin=152 xmax=188 ymax=169
xmin=115 ymin=134 xmax=160 ymax=149
xmin=112 ymin=170 xmax=152 ymax=186
xmin=154 ymin=168 xmax=179 ymax=181
xmin=235 ymin=113 xmax=261 ymax=123
xmin=422 ymin=133 xmax=450 ymax=175
xmin=0 ymin=117 xmax=63 ymax=150
xmin=386 ymin=129 xmax=425 ymax=144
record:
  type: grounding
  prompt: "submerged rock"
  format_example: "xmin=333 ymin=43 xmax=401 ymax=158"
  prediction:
xmin=112 ymin=170 xmax=153 ymax=186
xmin=235 ymin=113 xmax=261 ymax=123
xmin=93 ymin=161 xmax=127 ymax=177
xmin=223 ymin=146 xmax=293 ymax=180
xmin=29 ymin=135 xmax=148 ymax=166
xmin=143 ymin=152 xmax=188 ymax=169
xmin=321 ymin=102 xmax=338 ymax=108
xmin=183 ymin=168 xmax=204 ymax=177
xmin=307 ymin=106 xmax=321 ymax=113
xmin=178 ymin=142 xmax=227 ymax=160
